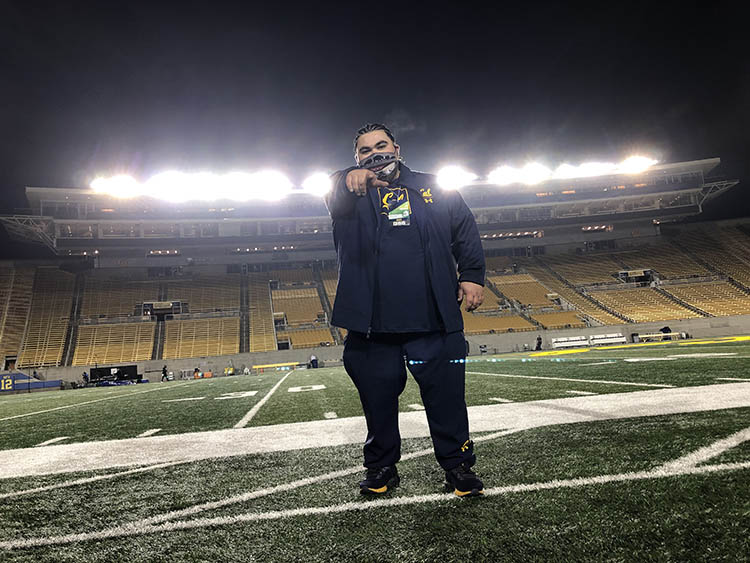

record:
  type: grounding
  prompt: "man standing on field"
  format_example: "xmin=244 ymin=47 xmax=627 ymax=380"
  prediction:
xmin=325 ymin=123 xmax=486 ymax=497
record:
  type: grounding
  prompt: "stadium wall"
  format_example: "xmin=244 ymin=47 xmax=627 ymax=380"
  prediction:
xmin=23 ymin=313 xmax=750 ymax=383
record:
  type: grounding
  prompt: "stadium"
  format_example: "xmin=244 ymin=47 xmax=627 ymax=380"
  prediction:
xmin=1 ymin=157 xmax=749 ymax=561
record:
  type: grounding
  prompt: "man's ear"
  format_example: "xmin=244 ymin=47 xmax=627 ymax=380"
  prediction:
xmin=394 ymin=143 xmax=400 ymax=158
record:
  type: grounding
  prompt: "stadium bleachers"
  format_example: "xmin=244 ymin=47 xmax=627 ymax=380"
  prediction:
xmin=461 ymin=311 xmax=535 ymax=335
xmin=539 ymin=253 xmax=621 ymax=285
xmin=249 ymin=275 xmax=277 ymax=352
xmin=592 ymin=288 xmax=701 ymax=323
xmin=530 ymin=311 xmax=586 ymax=329
xmin=488 ymin=274 xmax=555 ymax=308
xmin=663 ymin=282 xmax=750 ymax=317
xmin=81 ymin=277 xmax=160 ymax=318
xmin=73 ymin=322 xmax=155 ymax=366
xmin=617 ymin=245 xmax=708 ymax=278
xmin=677 ymin=230 xmax=750 ymax=288
xmin=17 ymin=268 xmax=75 ymax=368
xmin=277 ymin=328 xmax=334 ymax=349
xmin=271 ymin=288 xmax=324 ymax=327
xmin=166 ymin=275 xmax=240 ymax=313
xmin=518 ymin=262 xmax=624 ymax=325
xmin=0 ymin=267 xmax=34 ymax=365
xmin=267 ymin=268 xmax=316 ymax=285
xmin=163 ymin=317 xmax=240 ymax=359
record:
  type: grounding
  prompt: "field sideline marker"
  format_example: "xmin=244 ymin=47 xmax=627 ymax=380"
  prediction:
xmin=137 ymin=429 xmax=162 ymax=438
xmin=34 ymin=437 xmax=69 ymax=447
xmin=234 ymin=373 xmax=290 ymax=428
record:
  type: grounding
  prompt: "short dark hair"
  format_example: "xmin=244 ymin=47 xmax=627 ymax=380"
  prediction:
xmin=353 ymin=123 xmax=395 ymax=152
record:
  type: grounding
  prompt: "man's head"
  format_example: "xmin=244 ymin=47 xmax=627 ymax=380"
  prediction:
xmin=353 ymin=123 xmax=402 ymax=182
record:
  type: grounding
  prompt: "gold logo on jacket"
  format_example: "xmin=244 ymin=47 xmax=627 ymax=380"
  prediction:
xmin=419 ymin=188 xmax=433 ymax=204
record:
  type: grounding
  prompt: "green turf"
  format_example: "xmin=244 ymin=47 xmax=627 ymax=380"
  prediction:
xmin=1 ymin=408 xmax=748 ymax=561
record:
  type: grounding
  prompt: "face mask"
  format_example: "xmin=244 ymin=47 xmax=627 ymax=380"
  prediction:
xmin=358 ymin=151 xmax=402 ymax=182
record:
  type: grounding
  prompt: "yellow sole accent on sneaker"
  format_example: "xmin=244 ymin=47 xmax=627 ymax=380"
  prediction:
xmin=454 ymin=489 xmax=484 ymax=497
xmin=365 ymin=485 xmax=388 ymax=493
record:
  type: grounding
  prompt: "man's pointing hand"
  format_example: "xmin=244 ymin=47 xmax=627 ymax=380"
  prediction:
xmin=346 ymin=169 xmax=389 ymax=196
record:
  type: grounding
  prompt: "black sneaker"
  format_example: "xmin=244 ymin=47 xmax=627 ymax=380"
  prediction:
xmin=359 ymin=465 xmax=400 ymax=495
xmin=444 ymin=463 xmax=484 ymax=497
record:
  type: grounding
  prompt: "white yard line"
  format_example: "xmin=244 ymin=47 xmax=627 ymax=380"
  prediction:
xmin=3 ymin=459 xmax=748 ymax=550
xmin=0 ymin=382 xmax=193 ymax=422
xmin=162 ymin=397 xmax=205 ymax=403
xmin=134 ymin=429 xmax=524 ymax=526
xmin=0 ymin=461 xmax=185 ymax=500
xmin=137 ymin=429 xmax=162 ymax=438
xmin=659 ymin=426 xmax=750 ymax=471
xmin=323 ymin=412 xmax=338 ymax=419
xmin=467 ymin=371 xmax=674 ymax=388
xmin=233 ymin=373 xmax=290 ymax=428
xmin=488 ymin=397 xmax=513 ymax=403
xmin=579 ymin=362 xmax=616 ymax=366
xmin=407 ymin=404 xmax=425 ymax=410
xmin=716 ymin=377 xmax=750 ymax=382
xmin=566 ymin=390 xmax=597 ymax=396
xmin=34 ymin=437 xmax=69 ymax=447
xmin=3 ymin=382 xmax=750 ymax=480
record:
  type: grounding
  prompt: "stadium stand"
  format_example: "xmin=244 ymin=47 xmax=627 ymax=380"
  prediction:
xmin=488 ymin=274 xmax=555 ymax=307
xmin=521 ymin=261 xmax=625 ymax=325
xmin=73 ymin=322 xmax=155 ymax=366
xmin=617 ymin=245 xmax=709 ymax=278
xmin=502 ymin=261 xmax=622 ymax=325
xmin=461 ymin=311 xmax=535 ymax=335
xmin=277 ymin=328 xmax=334 ymax=349
xmin=163 ymin=317 xmax=240 ymax=359
xmin=663 ymin=282 xmax=750 ymax=317
xmin=530 ymin=311 xmax=586 ymax=329
xmin=249 ymin=275 xmax=277 ymax=352
xmin=539 ymin=253 xmax=622 ymax=285
xmin=271 ymin=287 xmax=324 ymax=326
xmin=677 ymin=230 xmax=750 ymax=289
xmin=0 ymin=267 xmax=34 ymax=367
xmin=592 ymin=288 xmax=701 ymax=323
xmin=166 ymin=275 xmax=240 ymax=313
xmin=17 ymin=268 xmax=75 ymax=368
xmin=267 ymin=268 xmax=315 ymax=284
xmin=484 ymin=255 xmax=513 ymax=273
xmin=80 ymin=277 xmax=160 ymax=318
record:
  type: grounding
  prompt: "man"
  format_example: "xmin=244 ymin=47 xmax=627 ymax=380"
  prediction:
xmin=325 ymin=123 xmax=486 ymax=497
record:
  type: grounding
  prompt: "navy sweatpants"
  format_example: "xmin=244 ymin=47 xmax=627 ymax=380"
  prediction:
xmin=343 ymin=330 xmax=475 ymax=471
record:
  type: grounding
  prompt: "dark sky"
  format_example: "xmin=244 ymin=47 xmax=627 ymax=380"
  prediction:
xmin=1 ymin=1 xmax=748 ymax=216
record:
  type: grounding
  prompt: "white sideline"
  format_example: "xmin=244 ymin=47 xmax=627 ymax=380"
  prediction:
xmin=2 ymin=382 xmax=750 ymax=479
xmin=137 ymin=429 xmax=162 ymax=438
xmin=0 ymin=461 xmax=185 ymax=500
xmin=233 ymin=373 xmax=290 ymax=428
xmin=139 ymin=428 xmax=523 ymax=526
xmin=468 ymin=371 xmax=674 ymax=388
xmin=0 ymin=382 xmax=193 ymax=422
xmin=2 ymin=459 xmax=748 ymax=550
xmin=716 ymin=377 xmax=750 ymax=382
xmin=659 ymin=426 xmax=750 ymax=471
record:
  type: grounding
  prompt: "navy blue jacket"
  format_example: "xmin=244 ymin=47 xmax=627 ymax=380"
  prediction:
xmin=324 ymin=165 xmax=485 ymax=334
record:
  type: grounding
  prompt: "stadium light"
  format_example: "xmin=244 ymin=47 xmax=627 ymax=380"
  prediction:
xmin=618 ymin=156 xmax=658 ymax=174
xmin=487 ymin=156 xmax=657 ymax=186
xmin=91 ymin=175 xmax=143 ymax=198
xmin=301 ymin=172 xmax=332 ymax=197
xmin=436 ymin=166 xmax=477 ymax=190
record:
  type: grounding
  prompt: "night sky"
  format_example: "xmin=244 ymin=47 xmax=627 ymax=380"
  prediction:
xmin=1 ymin=1 xmax=748 ymax=217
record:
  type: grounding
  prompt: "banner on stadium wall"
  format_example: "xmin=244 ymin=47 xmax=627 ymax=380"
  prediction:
xmin=1 ymin=375 xmax=13 ymax=392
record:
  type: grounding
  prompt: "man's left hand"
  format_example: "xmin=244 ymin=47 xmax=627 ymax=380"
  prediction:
xmin=457 ymin=281 xmax=483 ymax=312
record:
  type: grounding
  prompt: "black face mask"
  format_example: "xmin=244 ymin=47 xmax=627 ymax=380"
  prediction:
xmin=358 ymin=151 xmax=402 ymax=182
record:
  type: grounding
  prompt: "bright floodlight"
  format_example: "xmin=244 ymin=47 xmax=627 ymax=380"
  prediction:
xmin=301 ymin=172 xmax=332 ymax=197
xmin=90 ymin=175 xmax=142 ymax=198
xmin=487 ymin=165 xmax=520 ymax=186
xmin=519 ymin=162 xmax=551 ymax=185
xmin=246 ymin=171 xmax=293 ymax=201
xmin=618 ymin=156 xmax=657 ymax=174
xmin=437 ymin=166 xmax=477 ymax=190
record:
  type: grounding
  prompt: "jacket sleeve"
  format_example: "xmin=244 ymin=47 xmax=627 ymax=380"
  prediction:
xmin=449 ymin=191 xmax=485 ymax=286
xmin=323 ymin=167 xmax=359 ymax=219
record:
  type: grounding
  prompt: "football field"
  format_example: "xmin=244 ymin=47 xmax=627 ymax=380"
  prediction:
xmin=1 ymin=336 xmax=749 ymax=561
